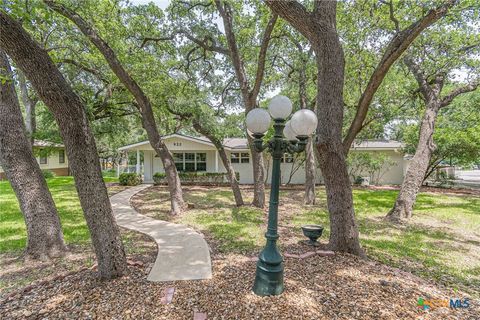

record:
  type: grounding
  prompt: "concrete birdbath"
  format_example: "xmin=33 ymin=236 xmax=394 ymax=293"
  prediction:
xmin=301 ymin=225 xmax=324 ymax=246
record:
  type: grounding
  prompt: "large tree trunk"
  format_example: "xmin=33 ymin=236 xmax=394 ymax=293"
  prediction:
xmin=45 ymin=0 xmax=185 ymax=215
xmin=386 ymin=53 xmax=479 ymax=221
xmin=312 ymin=3 xmax=364 ymax=256
xmin=387 ymin=103 xmax=439 ymax=220
xmin=0 ymin=50 xmax=66 ymax=260
xmin=266 ymin=0 xmax=363 ymax=255
xmin=0 ymin=12 xmax=126 ymax=279
xmin=17 ymin=71 xmax=37 ymax=146
xmin=191 ymin=120 xmax=244 ymax=206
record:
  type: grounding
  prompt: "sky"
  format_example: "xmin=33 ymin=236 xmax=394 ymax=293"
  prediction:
xmin=129 ymin=0 xmax=170 ymax=10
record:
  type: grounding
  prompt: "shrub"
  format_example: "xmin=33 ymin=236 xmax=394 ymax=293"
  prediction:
xmin=353 ymin=176 xmax=364 ymax=185
xmin=153 ymin=172 xmax=166 ymax=185
xmin=42 ymin=170 xmax=55 ymax=179
xmin=119 ymin=172 xmax=142 ymax=186
xmin=347 ymin=152 xmax=396 ymax=185
xmin=152 ymin=171 xmax=239 ymax=185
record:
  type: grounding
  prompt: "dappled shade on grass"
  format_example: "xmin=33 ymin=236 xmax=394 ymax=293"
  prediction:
xmin=132 ymin=185 xmax=480 ymax=296
xmin=2 ymin=179 xmax=479 ymax=296
xmin=0 ymin=176 xmax=117 ymax=253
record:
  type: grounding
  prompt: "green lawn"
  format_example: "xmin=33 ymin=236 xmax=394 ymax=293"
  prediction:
xmin=132 ymin=185 xmax=480 ymax=296
xmin=1 ymin=178 xmax=479 ymax=295
xmin=0 ymin=176 xmax=116 ymax=253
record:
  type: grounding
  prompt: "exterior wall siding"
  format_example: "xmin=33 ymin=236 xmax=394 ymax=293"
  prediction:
xmin=127 ymin=136 xmax=407 ymax=185
xmin=36 ymin=149 xmax=69 ymax=171
xmin=0 ymin=147 xmax=69 ymax=178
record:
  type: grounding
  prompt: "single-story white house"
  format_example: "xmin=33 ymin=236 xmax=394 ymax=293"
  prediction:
xmin=118 ymin=133 xmax=409 ymax=185
xmin=0 ymin=140 xmax=69 ymax=180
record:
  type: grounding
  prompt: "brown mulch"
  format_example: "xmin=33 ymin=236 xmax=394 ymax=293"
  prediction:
xmin=1 ymin=250 xmax=478 ymax=319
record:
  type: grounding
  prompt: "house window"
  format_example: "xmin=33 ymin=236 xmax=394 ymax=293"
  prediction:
xmin=196 ymin=153 xmax=207 ymax=171
xmin=231 ymin=153 xmax=240 ymax=163
xmin=173 ymin=152 xmax=207 ymax=172
xmin=173 ymin=153 xmax=184 ymax=171
xmin=59 ymin=150 xmax=65 ymax=164
xmin=39 ymin=149 xmax=47 ymax=164
xmin=231 ymin=152 xmax=250 ymax=164
xmin=241 ymin=153 xmax=250 ymax=163
xmin=184 ymin=153 xmax=195 ymax=171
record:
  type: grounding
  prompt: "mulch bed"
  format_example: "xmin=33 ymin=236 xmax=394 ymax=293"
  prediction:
xmin=1 ymin=251 xmax=478 ymax=319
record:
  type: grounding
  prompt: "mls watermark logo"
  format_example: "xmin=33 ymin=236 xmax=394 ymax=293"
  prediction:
xmin=417 ymin=297 xmax=470 ymax=310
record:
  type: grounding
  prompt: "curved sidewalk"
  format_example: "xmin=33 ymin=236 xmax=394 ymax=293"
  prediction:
xmin=110 ymin=184 xmax=212 ymax=282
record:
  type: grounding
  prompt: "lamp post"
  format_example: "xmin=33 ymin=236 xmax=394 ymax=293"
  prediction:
xmin=246 ymin=95 xmax=318 ymax=296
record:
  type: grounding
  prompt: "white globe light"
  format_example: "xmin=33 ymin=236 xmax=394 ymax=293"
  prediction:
xmin=268 ymin=95 xmax=293 ymax=120
xmin=245 ymin=108 xmax=271 ymax=134
xmin=290 ymin=109 xmax=318 ymax=136
xmin=283 ymin=121 xmax=298 ymax=141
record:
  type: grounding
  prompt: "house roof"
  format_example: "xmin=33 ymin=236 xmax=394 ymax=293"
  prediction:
xmin=33 ymin=140 xmax=64 ymax=148
xmin=223 ymin=138 xmax=249 ymax=149
xmin=351 ymin=140 xmax=404 ymax=150
xmin=118 ymin=133 xmax=220 ymax=151
xmin=119 ymin=134 xmax=404 ymax=152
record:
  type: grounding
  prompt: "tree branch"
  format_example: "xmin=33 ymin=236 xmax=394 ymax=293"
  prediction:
xmin=141 ymin=29 xmax=230 ymax=55
xmin=403 ymin=55 xmax=432 ymax=100
xmin=250 ymin=13 xmax=277 ymax=101
xmin=58 ymin=58 xmax=110 ymax=83
xmin=342 ymin=0 xmax=457 ymax=152
xmin=440 ymin=81 xmax=479 ymax=107
xmin=265 ymin=1 xmax=313 ymax=41
xmin=380 ymin=0 xmax=400 ymax=32
xmin=214 ymin=0 xmax=250 ymax=101
xmin=140 ymin=35 xmax=175 ymax=48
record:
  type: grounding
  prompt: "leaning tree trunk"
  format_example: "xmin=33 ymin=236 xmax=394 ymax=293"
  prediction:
xmin=142 ymin=118 xmax=185 ymax=215
xmin=0 ymin=12 xmax=126 ymax=279
xmin=192 ymin=121 xmax=244 ymax=206
xmin=241 ymin=98 xmax=265 ymax=208
xmin=311 ymin=6 xmax=364 ymax=256
xmin=246 ymin=98 xmax=266 ymax=208
xmin=0 ymin=50 xmax=66 ymax=260
xmin=304 ymin=137 xmax=316 ymax=205
xmin=44 ymin=0 xmax=185 ymax=215
xmin=298 ymin=59 xmax=316 ymax=205
xmin=18 ymin=70 xmax=36 ymax=146
xmin=387 ymin=103 xmax=439 ymax=220
xmin=215 ymin=144 xmax=244 ymax=206
xmin=248 ymin=135 xmax=266 ymax=208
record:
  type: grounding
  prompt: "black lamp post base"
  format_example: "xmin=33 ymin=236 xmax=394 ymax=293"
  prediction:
xmin=252 ymin=263 xmax=284 ymax=296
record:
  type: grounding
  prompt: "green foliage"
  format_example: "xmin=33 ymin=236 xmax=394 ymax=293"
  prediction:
xmin=347 ymin=152 xmax=397 ymax=185
xmin=118 ymin=172 xmax=142 ymax=186
xmin=41 ymin=170 xmax=56 ymax=179
xmin=153 ymin=171 xmax=238 ymax=185
xmin=400 ymin=93 xmax=480 ymax=175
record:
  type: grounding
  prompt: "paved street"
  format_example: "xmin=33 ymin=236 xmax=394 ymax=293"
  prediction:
xmin=453 ymin=170 xmax=480 ymax=189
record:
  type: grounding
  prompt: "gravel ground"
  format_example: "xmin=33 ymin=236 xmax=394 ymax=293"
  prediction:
xmin=1 ymin=250 xmax=478 ymax=320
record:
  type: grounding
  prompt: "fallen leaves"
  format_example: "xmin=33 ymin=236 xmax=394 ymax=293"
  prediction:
xmin=1 ymin=252 xmax=478 ymax=319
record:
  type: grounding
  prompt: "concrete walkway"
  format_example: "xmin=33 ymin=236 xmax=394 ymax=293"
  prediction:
xmin=110 ymin=184 xmax=212 ymax=282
